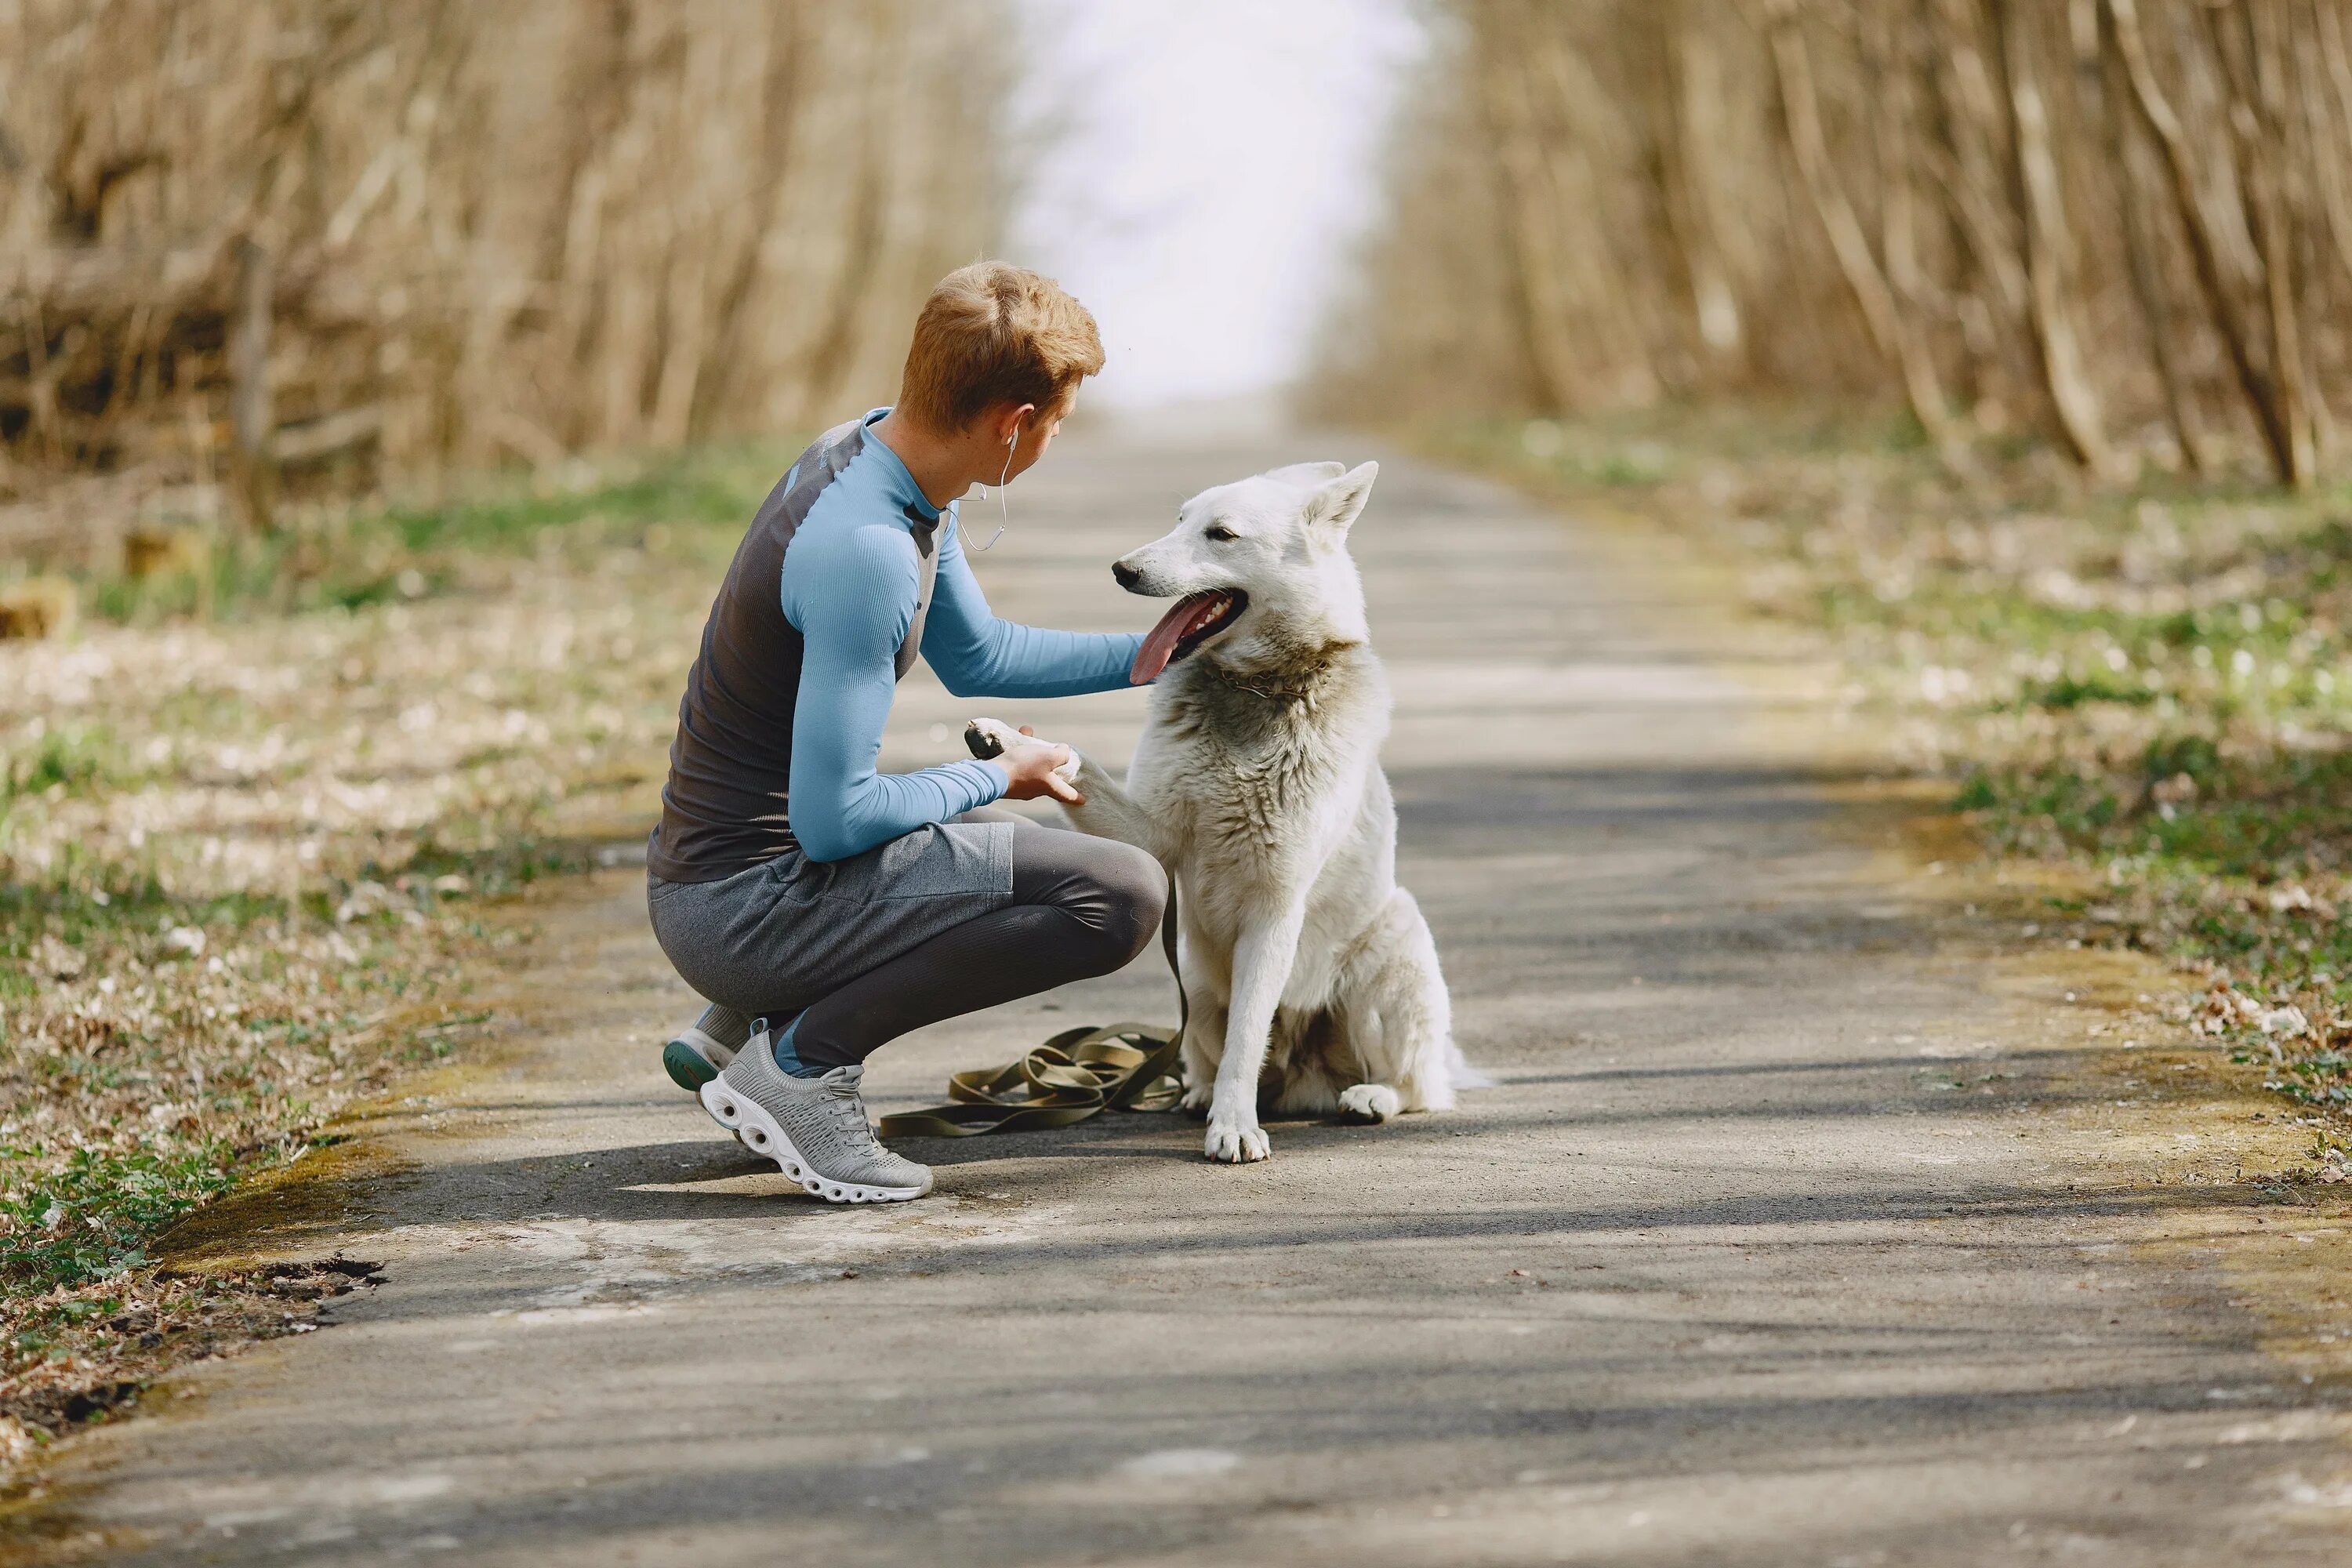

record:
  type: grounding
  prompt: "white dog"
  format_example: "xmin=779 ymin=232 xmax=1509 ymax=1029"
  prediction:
xmin=985 ymin=460 xmax=1462 ymax=1163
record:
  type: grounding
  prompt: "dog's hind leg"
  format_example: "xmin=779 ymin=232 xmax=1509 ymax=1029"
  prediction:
xmin=1326 ymin=986 xmax=1403 ymax=1123
xmin=1332 ymin=888 xmax=1457 ymax=1119
xmin=1334 ymin=1082 xmax=1403 ymax=1123
xmin=1266 ymin=1008 xmax=1345 ymax=1117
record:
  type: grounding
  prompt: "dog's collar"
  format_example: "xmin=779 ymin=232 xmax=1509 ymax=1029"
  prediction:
xmin=1212 ymin=667 xmax=1313 ymax=702
xmin=1201 ymin=642 xmax=1356 ymax=703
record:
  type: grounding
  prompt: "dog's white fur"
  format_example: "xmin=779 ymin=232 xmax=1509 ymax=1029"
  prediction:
xmin=1030 ymin=460 xmax=1459 ymax=1163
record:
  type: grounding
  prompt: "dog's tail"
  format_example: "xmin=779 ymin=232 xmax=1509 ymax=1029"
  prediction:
xmin=1448 ymin=1039 xmax=1496 ymax=1092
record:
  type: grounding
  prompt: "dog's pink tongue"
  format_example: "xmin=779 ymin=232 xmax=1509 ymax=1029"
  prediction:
xmin=1131 ymin=592 xmax=1216 ymax=685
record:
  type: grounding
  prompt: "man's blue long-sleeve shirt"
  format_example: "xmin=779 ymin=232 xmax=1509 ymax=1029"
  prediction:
xmin=784 ymin=433 xmax=1138 ymax=860
xmin=648 ymin=409 xmax=1141 ymax=882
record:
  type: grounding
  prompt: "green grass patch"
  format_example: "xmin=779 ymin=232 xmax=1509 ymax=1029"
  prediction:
xmin=82 ymin=444 xmax=782 ymax=629
xmin=2012 ymin=671 xmax=2161 ymax=712
xmin=0 ymin=1140 xmax=240 ymax=1296
xmin=1 ymin=723 xmax=131 ymax=805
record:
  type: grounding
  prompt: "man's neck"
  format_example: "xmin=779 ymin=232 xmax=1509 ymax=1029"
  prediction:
xmin=868 ymin=410 xmax=979 ymax=510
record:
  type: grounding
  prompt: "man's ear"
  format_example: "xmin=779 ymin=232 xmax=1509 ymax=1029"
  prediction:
xmin=1303 ymin=461 xmax=1379 ymax=535
xmin=1265 ymin=460 xmax=1347 ymax=488
xmin=993 ymin=401 xmax=1036 ymax=444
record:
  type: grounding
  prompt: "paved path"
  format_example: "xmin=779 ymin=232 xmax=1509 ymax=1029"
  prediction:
xmin=42 ymin=434 xmax=2352 ymax=1564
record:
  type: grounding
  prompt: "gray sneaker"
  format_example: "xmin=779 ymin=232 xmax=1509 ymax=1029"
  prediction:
xmin=662 ymin=1004 xmax=753 ymax=1093
xmin=700 ymin=1037 xmax=933 ymax=1203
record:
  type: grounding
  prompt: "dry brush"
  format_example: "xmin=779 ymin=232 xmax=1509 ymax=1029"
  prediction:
xmin=0 ymin=0 xmax=1007 ymax=557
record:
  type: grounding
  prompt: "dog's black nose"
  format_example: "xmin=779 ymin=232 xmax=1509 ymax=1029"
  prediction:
xmin=1112 ymin=561 xmax=1142 ymax=591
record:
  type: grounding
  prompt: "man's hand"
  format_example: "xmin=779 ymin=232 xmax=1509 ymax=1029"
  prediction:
xmin=996 ymin=724 xmax=1085 ymax=806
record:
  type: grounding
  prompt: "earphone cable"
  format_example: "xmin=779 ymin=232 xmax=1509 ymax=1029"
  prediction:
xmin=975 ymin=419 xmax=1018 ymax=553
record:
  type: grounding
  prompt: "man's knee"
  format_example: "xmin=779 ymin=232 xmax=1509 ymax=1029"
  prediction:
xmin=1084 ymin=841 xmax=1167 ymax=966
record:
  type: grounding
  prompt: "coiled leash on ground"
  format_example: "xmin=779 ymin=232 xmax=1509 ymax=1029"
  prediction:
xmin=875 ymin=727 xmax=1186 ymax=1140
xmin=874 ymin=887 xmax=1185 ymax=1138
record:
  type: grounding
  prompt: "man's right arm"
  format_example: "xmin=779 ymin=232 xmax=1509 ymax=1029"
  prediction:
xmin=921 ymin=517 xmax=1143 ymax=696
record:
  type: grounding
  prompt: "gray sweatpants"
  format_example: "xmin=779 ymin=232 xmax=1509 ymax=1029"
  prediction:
xmin=647 ymin=809 xmax=1165 ymax=1072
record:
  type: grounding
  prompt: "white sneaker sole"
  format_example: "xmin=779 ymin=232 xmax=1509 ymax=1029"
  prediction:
xmin=698 ymin=1080 xmax=932 ymax=1203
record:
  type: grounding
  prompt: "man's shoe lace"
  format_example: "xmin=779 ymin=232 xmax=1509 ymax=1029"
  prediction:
xmin=822 ymin=1077 xmax=884 ymax=1153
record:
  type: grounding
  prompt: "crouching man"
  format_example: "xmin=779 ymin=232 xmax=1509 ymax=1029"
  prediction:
xmin=645 ymin=263 xmax=1162 ymax=1203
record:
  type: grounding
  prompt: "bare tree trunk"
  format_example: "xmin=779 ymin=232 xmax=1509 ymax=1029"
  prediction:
xmin=1996 ymin=0 xmax=2118 ymax=476
xmin=1927 ymin=0 xmax=2037 ymax=419
xmin=2313 ymin=0 xmax=2352 ymax=288
xmin=1661 ymin=0 xmax=1744 ymax=364
xmin=227 ymin=236 xmax=276 ymax=531
xmin=1864 ymin=2 xmax=1942 ymax=393
xmin=2098 ymin=2 xmax=2210 ymax=471
xmin=14 ymin=302 xmax=60 ymax=465
xmin=1753 ymin=0 xmax=1964 ymax=458
xmin=2107 ymin=0 xmax=2299 ymax=484
xmin=2292 ymin=0 xmax=2349 ymax=465
xmin=694 ymin=4 xmax=807 ymax=437
xmin=1528 ymin=20 xmax=1659 ymax=401
xmin=797 ymin=25 xmax=887 ymax=423
xmin=2234 ymin=0 xmax=2318 ymax=482
xmin=646 ymin=22 xmax=727 ymax=452
xmin=1475 ymin=6 xmax=1588 ymax=412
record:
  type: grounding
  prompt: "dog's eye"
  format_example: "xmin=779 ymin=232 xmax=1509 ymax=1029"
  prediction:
xmin=1204 ymin=525 xmax=1238 ymax=543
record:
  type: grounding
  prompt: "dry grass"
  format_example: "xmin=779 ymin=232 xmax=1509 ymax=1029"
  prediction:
xmin=0 ymin=444 xmax=786 ymax=1463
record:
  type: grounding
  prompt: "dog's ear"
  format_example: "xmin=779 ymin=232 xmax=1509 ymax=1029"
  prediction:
xmin=1303 ymin=461 xmax=1378 ymax=535
xmin=1265 ymin=460 xmax=1347 ymax=488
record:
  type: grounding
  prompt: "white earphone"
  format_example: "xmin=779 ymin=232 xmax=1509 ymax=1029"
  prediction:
xmin=973 ymin=416 xmax=1021 ymax=553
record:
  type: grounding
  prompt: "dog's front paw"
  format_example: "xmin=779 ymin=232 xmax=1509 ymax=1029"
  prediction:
xmin=964 ymin=717 xmax=1079 ymax=782
xmin=1203 ymin=1115 xmax=1271 ymax=1163
xmin=1179 ymin=1080 xmax=1214 ymax=1120
xmin=964 ymin=717 xmax=1022 ymax=757
xmin=1336 ymin=1083 xmax=1403 ymax=1123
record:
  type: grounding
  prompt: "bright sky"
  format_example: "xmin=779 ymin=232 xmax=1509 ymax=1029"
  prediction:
xmin=1008 ymin=0 xmax=1426 ymax=411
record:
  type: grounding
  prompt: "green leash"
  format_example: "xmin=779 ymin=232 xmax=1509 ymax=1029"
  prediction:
xmin=877 ymin=873 xmax=1187 ymax=1140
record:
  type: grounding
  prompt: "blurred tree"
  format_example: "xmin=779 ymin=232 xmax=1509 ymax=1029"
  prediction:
xmin=1314 ymin=0 xmax=2352 ymax=490
xmin=0 ymin=0 xmax=1010 ymax=547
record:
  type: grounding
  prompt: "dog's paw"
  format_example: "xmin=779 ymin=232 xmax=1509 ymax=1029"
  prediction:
xmin=1179 ymin=1080 xmax=1214 ymax=1120
xmin=963 ymin=717 xmax=1022 ymax=757
xmin=1335 ymin=1083 xmax=1402 ymax=1124
xmin=964 ymin=717 xmax=1080 ymax=782
xmin=1203 ymin=1116 xmax=1271 ymax=1163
